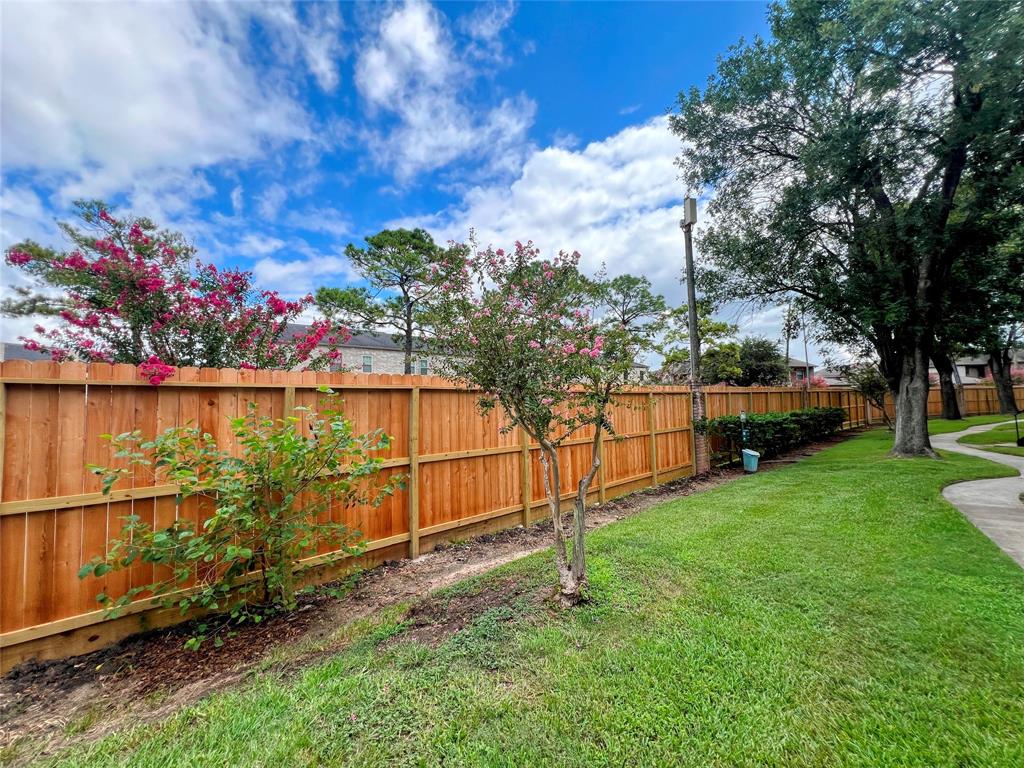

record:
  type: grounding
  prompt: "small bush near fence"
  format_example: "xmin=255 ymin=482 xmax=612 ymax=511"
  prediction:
xmin=696 ymin=407 xmax=847 ymax=460
xmin=79 ymin=394 xmax=402 ymax=649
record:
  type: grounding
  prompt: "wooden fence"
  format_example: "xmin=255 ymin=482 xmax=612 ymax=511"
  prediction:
xmin=881 ymin=384 xmax=1024 ymax=419
xmin=0 ymin=361 xmax=1013 ymax=671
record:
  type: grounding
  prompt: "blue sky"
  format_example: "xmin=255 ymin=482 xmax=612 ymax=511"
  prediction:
xmin=2 ymin=1 xmax=808 ymax=363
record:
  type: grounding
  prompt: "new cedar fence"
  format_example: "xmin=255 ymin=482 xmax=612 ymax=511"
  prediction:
xmin=1 ymin=361 xmax=702 ymax=671
xmin=0 ymin=361 xmax=1014 ymax=672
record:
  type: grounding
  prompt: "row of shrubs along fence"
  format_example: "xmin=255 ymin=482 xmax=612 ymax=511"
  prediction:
xmin=695 ymin=407 xmax=848 ymax=463
xmin=0 ymin=361 xmax=1014 ymax=671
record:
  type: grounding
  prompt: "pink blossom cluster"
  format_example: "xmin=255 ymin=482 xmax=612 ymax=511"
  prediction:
xmin=4 ymin=207 xmax=351 ymax=381
xmin=139 ymin=356 xmax=176 ymax=386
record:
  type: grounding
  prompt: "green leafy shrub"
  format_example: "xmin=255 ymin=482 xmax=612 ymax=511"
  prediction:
xmin=80 ymin=390 xmax=403 ymax=648
xmin=695 ymin=407 xmax=847 ymax=459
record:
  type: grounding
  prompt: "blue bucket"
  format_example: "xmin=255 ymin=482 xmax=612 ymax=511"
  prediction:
xmin=742 ymin=448 xmax=760 ymax=473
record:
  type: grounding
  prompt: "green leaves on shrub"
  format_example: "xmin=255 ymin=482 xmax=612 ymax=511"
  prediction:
xmin=80 ymin=390 xmax=403 ymax=648
xmin=695 ymin=407 xmax=847 ymax=459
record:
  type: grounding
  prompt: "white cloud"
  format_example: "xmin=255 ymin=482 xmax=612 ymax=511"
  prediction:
xmin=404 ymin=117 xmax=687 ymax=301
xmin=230 ymin=186 xmax=244 ymax=217
xmin=235 ymin=234 xmax=286 ymax=258
xmin=252 ymin=254 xmax=355 ymax=297
xmin=0 ymin=1 xmax=321 ymax=204
xmin=257 ymin=184 xmax=289 ymax=220
xmin=284 ymin=207 xmax=353 ymax=238
xmin=619 ymin=104 xmax=642 ymax=116
xmin=459 ymin=1 xmax=518 ymax=63
xmin=354 ymin=0 xmax=534 ymax=180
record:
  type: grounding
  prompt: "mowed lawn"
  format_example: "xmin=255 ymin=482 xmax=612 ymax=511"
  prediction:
xmin=927 ymin=413 xmax=1013 ymax=435
xmin=41 ymin=429 xmax=1024 ymax=767
xmin=958 ymin=420 xmax=1024 ymax=458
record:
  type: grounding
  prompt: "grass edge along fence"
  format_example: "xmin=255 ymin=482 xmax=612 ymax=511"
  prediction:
xmin=4 ymin=363 xmax=1016 ymax=671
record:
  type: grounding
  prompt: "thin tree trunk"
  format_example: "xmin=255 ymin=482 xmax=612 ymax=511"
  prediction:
xmin=403 ymin=305 xmax=414 ymax=375
xmin=932 ymin=349 xmax=962 ymax=420
xmin=538 ymin=441 xmax=576 ymax=601
xmin=989 ymin=348 xmax=1018 ymax=414
xmin=801 ymin=313 xmax=810 ymax=408
xmin=892 ymin=346 xmax=936 ymax=457
xmin=565 ymin=424 xmax=603 ymax=602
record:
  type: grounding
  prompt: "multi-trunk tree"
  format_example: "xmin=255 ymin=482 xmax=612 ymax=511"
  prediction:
xmin=3 ymin=201 xmax=346 ymax=382
xmin=671 ymin=0 xmax=1024 ymax=456
xmin=315 ymin=228 xmax=468 ymax=374
xmin=432 ymin=242 xmax=663 ymax=605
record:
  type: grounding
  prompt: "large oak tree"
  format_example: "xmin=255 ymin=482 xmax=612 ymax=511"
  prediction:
xmin=671 ymin=0 xmax=1024 ymax=456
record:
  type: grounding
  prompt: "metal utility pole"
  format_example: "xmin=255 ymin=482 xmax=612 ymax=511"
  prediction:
xmin=680 ymin=197 xmax=699 ymax=384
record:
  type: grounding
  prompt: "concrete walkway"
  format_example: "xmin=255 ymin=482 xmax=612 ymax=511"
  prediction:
xmin=933 ymin=421 xmax=1024 ymax=567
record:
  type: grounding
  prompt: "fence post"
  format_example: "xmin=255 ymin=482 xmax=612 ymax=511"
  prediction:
xmin=0 ymin=382 xmax=5 ymax=503
xmin=648 ymin=393 xmax=658 ymax=486
xmin=519 ymin=426 xmax=532 ymax=526
xmin=408 ymin=387 xmax=420 ymax=558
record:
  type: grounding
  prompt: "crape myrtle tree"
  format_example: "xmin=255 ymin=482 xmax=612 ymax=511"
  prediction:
xmin=3 ymin=201 xmax=347 ymax=383
xmin=432 ymin=242 xmax=663 ymax=605
xmin=671 ymin=0 xmax=1024 ymax=457
xmin=315 ymin=228 xmax=469 ymax=374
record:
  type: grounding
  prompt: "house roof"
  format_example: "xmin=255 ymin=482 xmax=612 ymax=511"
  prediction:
xmin=955 ymin=355 xmax=990 ymax=366
xmin=284 ymin=324 xmax=426 ymax=352
xmin=0 ymin=342 xmax=48 ymax=362
xmin=787 ymin=357 xmax=817 ymax=368
xmin=817 ymin=367 xmax=848 ymax=384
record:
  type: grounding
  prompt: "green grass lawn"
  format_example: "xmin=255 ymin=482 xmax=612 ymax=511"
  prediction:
xmin=34 ymin=430 xmax=1024 ymax=767
xmin=958 ymin=420 xmax=1024 ymax=458
xmin=927 ymin=413 xmax=1014 ymax=435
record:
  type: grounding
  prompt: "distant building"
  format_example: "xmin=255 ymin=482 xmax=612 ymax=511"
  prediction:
xmin=0 ymin=342 xmax=47 ymax=362
xmin=787 ymin=357 xmax=817 ymax=382
xmin=283 ymin=326 xmax=435 ymax=375
xmin=817 ymin=367 xmax=849 ymax=387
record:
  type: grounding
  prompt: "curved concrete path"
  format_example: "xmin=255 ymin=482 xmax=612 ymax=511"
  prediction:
xmin=933 ymin=421 xmax=1024 ymax=567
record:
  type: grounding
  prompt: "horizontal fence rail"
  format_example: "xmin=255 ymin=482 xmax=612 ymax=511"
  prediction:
xmin=0 ymin=360 xmax=1016 ymax=670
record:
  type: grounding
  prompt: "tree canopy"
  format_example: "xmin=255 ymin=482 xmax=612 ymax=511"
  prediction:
xmin=737 ymin=336 xmax=789 ymax=387
xmin=671 ymin=0 xmax=1024 ymax=455
xmin=315 ymin=228 xmax=468 ymax=374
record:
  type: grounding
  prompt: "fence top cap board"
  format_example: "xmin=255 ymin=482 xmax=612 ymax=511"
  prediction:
xmin=0 ymin=360 xmax=698 ymax=393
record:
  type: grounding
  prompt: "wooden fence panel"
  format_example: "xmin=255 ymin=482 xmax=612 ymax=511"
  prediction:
xmin=4 ymin=361 xmax=999 ymax=669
